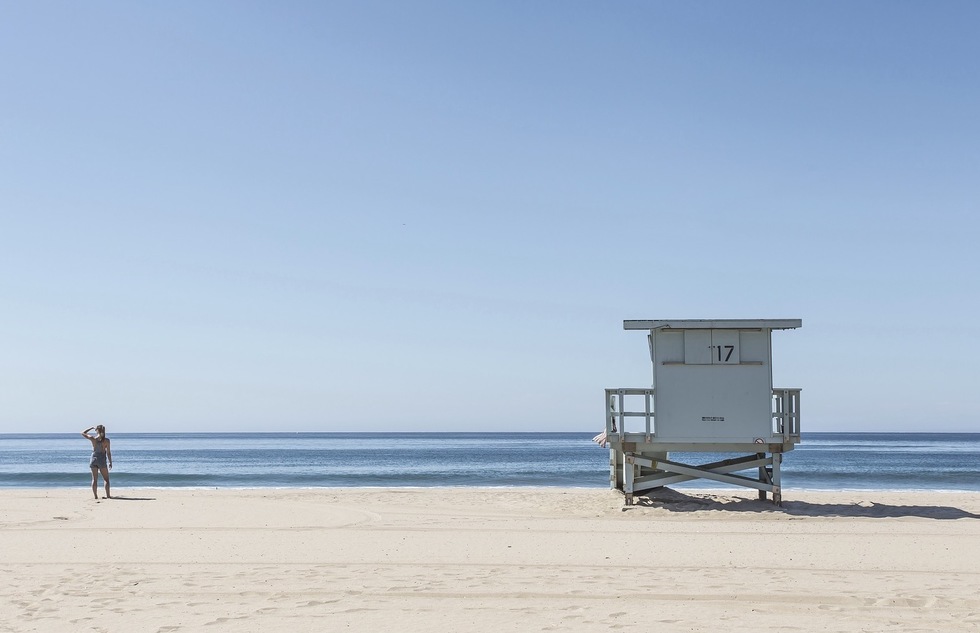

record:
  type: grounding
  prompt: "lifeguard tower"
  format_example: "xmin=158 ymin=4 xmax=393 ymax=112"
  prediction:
xmin=601 ymin=319 xmax=802 ymax=505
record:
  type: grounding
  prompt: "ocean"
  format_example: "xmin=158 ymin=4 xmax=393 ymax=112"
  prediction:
xmin=1 ymin=432 xmax=979 ymax=492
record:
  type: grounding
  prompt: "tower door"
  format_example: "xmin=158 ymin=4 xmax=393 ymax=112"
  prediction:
xmin=683 ymin=329 xmax=740 ymax=365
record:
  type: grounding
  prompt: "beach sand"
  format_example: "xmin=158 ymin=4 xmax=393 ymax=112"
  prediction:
xmin=3 ymin=487 xmax=980 ymax=632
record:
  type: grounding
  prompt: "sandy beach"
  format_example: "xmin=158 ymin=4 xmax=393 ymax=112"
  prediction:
xmin=3 ymin=487 xmax=980 ymax=632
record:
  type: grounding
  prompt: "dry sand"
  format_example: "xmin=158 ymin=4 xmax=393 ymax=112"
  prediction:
xmin=3 ymin=487 xmax=980 ymax=632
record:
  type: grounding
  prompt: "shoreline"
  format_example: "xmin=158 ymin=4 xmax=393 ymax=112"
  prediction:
xmin=6 ymin=483 xmax=980 ymax=494
xmin=4 ymin=488 xmax=980 ymax=632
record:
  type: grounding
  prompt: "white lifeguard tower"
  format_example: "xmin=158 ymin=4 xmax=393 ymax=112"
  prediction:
xmin=601 ymin=319 xmax=802 ymax=505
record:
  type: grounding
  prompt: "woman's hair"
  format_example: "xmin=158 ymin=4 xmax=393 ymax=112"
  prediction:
xmin=96 ymin=425 xmax=105 ymax=435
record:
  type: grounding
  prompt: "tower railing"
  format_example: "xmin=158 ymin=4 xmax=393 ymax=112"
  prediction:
xmin=772 ymin=388 xmax=802 ymax=441
xmin=604 ymin=388 xmax=655 ymax=441
xmin=606 ymin=387 xmax=657 ymax=440
xmin=604 ymin=387 xmax=802 ymax=443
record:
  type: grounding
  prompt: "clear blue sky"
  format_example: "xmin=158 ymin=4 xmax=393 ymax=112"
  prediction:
xmin=2 ymin=2 xmax=978 ymax=433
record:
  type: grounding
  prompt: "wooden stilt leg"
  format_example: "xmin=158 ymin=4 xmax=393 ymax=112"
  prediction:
xmin=609 ymin=448 xmax=618 ymax=490
xmin=772 ymin=452 xmax=782 ymax=506
xmin=624 ymin=453 xmax=634 ymax=506
xmin=757 ymin=452 xmax=767 ymax=500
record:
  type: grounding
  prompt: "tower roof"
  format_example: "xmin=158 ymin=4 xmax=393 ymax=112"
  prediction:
xmin=624 ymin=319 xmax=802 ymax=330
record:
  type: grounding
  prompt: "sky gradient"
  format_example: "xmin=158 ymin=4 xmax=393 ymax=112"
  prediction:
xmin=2 ymin=2 xmax=978 ymax=433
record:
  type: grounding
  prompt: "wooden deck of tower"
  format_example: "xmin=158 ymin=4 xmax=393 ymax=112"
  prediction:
xmin=600 ymin=319 xmax=802 ymax=505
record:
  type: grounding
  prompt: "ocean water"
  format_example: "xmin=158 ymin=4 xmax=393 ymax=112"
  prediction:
xmin=1 ymin=432 xmax=978 ymax=492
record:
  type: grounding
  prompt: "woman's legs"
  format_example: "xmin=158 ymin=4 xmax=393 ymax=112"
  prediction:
xmin=90 ymin=467 xmax=99 ymax=499
xmin=98 ymin=466 xmax=111 ymax=498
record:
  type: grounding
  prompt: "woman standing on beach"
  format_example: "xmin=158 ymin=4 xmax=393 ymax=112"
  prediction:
xmin=82 ymin=425 xmax=112 ymax=499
